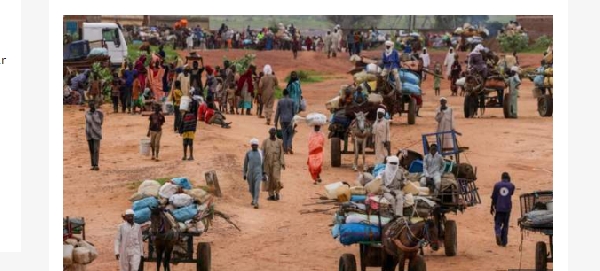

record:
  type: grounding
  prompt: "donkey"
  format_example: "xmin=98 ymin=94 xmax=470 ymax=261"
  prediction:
xmin=382 ymin=217 xmax=440 ymax=271
xmin=149 ymin=207 xmax=180 ymax=271
xmin=349 ymin=111 xmax=372 ymax=171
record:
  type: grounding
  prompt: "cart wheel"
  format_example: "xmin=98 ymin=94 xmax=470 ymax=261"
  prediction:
xmin=538 ymin=94 xmax=553 ymax=117
xmin=197 ymin=242 xmax=211 ymax=271
xmin=463 ymin=95 xmax=475 ymax=118
xmin=444 ymin=220 xmax=457 ymax=256
xmin=139 ymin=256 xmax=144 ymax=271
xmin=408 ymin=97 xmax=416 ymax=125
xmin=536 ymin=241 xmax=548 ymax=271
xmin=408 ymin=255 xmax=427 ymax=271
xmin=503 ymin=93 xmax=512 ymax=118
xmin=339 ymin=254 xmax=357 ymax=271
xmin=331 ymin=137 xmax=342 ymax=167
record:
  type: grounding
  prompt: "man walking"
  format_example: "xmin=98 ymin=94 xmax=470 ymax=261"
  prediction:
xmin=324 ymin=31 xmax=332 ymax=58
xmin=491 ymin=172 xmax=515 ymax=247
xmin=262 ymin=128 xmax=285 ymax=201
xmin=115 ymin=209 xmax=143 ymax=271
xmin=435 ymin=97 xmax=461 ymax=151
xmin=275 ymin=89 xmax=295 ymax=154
xmin=85 ymin=101 xmax=103 ymax=170
xmin=244 ymin=138 xmax=264 ymax=209
xmin=147 ymin=104 xmax=165 ymax=161
xmin=372 ymin=108 xmax=390 ymax=164
xmin=259 ymin=64 xmax=279 ymax=125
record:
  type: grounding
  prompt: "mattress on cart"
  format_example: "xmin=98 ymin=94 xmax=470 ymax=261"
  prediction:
xmin=520 ymin=210 xmax=553 ymax=228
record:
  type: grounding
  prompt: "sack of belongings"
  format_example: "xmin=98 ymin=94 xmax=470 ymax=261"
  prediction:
xmin=306 ymin=113 xmax=327 ymax=126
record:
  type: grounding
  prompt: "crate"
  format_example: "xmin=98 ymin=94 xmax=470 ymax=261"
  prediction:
xmin=519 ymin=190 xmax=553 ymax=218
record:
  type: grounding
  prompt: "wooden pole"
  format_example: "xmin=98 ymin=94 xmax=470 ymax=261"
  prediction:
xmin=205 ymin=170 xmax=222 ymax=197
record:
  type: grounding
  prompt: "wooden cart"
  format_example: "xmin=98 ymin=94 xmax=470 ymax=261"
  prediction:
xmin=139 ymin=231 xmax=211 ymax=271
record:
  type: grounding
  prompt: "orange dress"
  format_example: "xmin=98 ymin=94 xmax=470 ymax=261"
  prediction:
xmin=307 ymin=131 xmax=325 ymax=180
xmin=149 ymin=67 xmax=165 ymax=100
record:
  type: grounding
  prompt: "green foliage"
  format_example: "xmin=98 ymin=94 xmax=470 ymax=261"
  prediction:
xmin=274 ymin=85 xmax=283 ymax=100
xmin=535 ymin=35 xmax=553 ymax=49
xmin=498 ymin=34 xmax=529 ymax=53
xmin=283 ymin=70 xmax=324 ymax=84
xmin=126 ymin=46 xmax=179 ymax=66
xmin=91 ymin=62 xmax=113 ymax=98
xmin=223 ymin=54 xmax=256 ymax=74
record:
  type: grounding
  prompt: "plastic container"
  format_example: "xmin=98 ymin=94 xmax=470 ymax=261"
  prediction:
xmin=325 ymin=182 xmax=344 ymax=200
xmin=180 ymin=96 xmax=191 ymax=112
xmin=140 ymin=139 xmax=151 ymax=156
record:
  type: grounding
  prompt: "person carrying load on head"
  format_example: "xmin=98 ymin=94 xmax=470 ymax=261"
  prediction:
xmin=380 ymin=156 xmax=406 ymax=217
xmin=381 ymin=40 xmax=402 ymax=93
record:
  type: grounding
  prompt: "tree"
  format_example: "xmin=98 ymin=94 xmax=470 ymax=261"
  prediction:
xmin=498 ymin=34 xmax=528 ymax=53
xmin=325 ymin=15 xmax=382 ymax=30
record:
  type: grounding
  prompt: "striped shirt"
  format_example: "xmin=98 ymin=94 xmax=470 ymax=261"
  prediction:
xmin=85 ymin=110 xmax=103 ymax=140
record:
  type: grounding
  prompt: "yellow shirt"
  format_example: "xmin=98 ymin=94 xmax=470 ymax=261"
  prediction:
xmin=171 ymin=88 xmax=183 ymax=106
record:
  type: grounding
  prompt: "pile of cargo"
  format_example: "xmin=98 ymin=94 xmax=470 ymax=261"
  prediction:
xmin=129 ymin=177 xmax=214 ymax=234
xmin=63 ymin=239 xmax=98 ymax=271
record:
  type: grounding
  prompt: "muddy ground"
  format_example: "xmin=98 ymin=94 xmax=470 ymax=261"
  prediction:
xmin=64 ymin=48 xmax=552 ymax=271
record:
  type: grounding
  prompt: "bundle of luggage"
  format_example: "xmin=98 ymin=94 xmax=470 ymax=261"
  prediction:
xmin=129 ymin=177 xmax=215 ymax=234
xmin=519 ymin=200 xmax=553 ymax=229
xmin=63 ymin=239 xmax=98 ymax=271
xmin=533 ymin=67 xmax=553 ymax=88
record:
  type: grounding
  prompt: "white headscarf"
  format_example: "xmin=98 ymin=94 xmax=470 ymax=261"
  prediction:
xmin=263 ymin=64 xmax=272 ymax=75
xmin=384 ymin=156 xmax=400 ymax=186
xmin=472 ymin=44 xmax=484 ymax=54
xmin=385 ymin=40 xmax=394 ymax=56
xmin=377 ymin=108 xmax=386 ymax=121
xmin=125 ymin=209 xmax=134 ymax=215
xmin=250 ymin=138 xmax=259 ymax=145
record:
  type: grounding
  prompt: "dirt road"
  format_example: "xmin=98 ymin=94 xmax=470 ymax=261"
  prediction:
xmin=63 ymin=49 xmax=552 ymax=271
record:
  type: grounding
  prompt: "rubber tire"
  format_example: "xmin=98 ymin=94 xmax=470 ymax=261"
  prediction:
xmin=408 ymin=255 xmax=427 ymax=271
xmin=408 ymin=98 xmax=417 ymax=125
xmin=538 ymin=94 xmax=553 ymax=117
xmin=536 ymin=241 xmax=548 ymax=271
xmin=331 ymin=137 xmax=342 ymax=167
xmin=139 ymin=256 xmax=144 ymax=271
xmin=197 ymin=242 xmax=211 ymax=271
xmin=339 ymin=254 xmax=357 ymax=271
xmin=444 ymin=220 xmax=458 ymax=256
xmin=503 ymin=93 xmax=512 ymax=118
xmin=463 ymin=95 xmax=475 ymax=118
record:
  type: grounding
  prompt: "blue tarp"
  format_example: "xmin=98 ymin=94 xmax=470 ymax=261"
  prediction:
xmin=372 ymin=163 xmax=386 ymax=178
xmin=132 ymin=197 xmax=158 ymax=211
xmin=134 ymin=208 xmax=151 ymax=224
xmin=350 ymin=195 xmax=367 ymax=202
xmin=171 ymin=177 xmax=192 ymax=190
xmin=172 ymin=204 xmax=198 ymax=222
xmin=339 ymin=223 xmax=381 ymax=245
xmin=409 ymin=160 xmax=423 ymax=173
xmin=399 ymin=69 xmax=420 ymax=85
xmin=402 ymin=83 xmax=421 ymax=94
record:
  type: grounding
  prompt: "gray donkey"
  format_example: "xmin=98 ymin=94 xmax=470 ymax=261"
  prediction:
xmin=349 ymin=111 xmax=372 ymax=171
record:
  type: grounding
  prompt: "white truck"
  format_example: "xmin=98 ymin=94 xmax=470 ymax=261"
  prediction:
xmin=82 ymin=23 xmax=128 ymax=66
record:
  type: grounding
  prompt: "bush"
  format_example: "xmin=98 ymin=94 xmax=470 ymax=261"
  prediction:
xmin=498 ymin=34 xmax=528 ymax=53
xmin=535 ymin=35 xmax=553 ymax=49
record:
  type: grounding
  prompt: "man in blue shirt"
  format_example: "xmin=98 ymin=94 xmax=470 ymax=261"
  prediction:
xmin=491 ymin=172 xmax=515 ymax=247
xmin=122 ymin=63 xmax=137 ymax=113
xmin=381 ymin=40 xmax=402 ymax=92
xmin=275 ymin=89 xmax=295 ymax=154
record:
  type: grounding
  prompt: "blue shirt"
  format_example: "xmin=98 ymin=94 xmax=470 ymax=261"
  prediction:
xmin=382 ymin=50 xmax=400 ymax=70
xmin=491 ymin=180 xmax=515 ymax=212
xmin=124 ymin=69 xmax=137 ymax=87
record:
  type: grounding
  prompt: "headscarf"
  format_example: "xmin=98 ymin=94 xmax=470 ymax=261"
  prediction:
xmin=377 ymin=108 xmax=386 ymax=121
xmin=205 ymin=65 xmax=214 ymax=75
xmin=125 ymin=209 xmax=134 ymax=216
xmin=263 ymin=64 xmax=273 ymax=75
xmin=385 ymin=40 xmax=394 ymax=56
xmin=286 ymin=72 xmax=299 ymax=89
xmin=384 ymin=156 xmax=400 ymax=186
xmin=472 ymin=44 xmax=484 ymax=54
xmin=250 ymin=138 xmax=260 ymax=145
xmin=237 ymin=68 xmax=255 ymax=94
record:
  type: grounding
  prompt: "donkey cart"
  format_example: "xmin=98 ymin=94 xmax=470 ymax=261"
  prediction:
xmin=139 ymin=231 xmax=211 ymax=271
xmin=518 ymin=191 xmax=553 ymax=271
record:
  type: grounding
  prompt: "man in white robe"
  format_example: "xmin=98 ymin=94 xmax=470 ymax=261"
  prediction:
xmin=372 ymin=108 xmax=390 ymax=164
xmin=435 ymin=97 xmax=461 ymax=151
xmin=380 ymin=156 xmax=405 ymax=217
xmin=115 ymin=209 xmax=144 ymax=271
